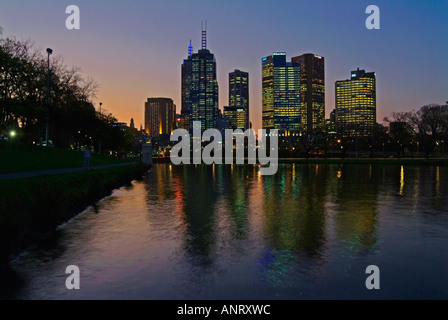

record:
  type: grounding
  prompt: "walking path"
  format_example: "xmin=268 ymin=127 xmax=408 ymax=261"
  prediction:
xmin=0 ymin=162 xmax=136 ymax=180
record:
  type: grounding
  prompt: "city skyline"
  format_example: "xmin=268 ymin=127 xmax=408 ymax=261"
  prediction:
xmin=0 ymin=0 xmax=447 ymax=131
xmin=1 ymin=1 xmax=448 ymax=302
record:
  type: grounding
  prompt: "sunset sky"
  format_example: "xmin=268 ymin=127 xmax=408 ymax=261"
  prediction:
xmin=1 ymin=0 xmax=447 ymax=131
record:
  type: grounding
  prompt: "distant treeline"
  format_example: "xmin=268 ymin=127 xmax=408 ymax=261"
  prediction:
xmin=382 ymin=104 xmax=448 ymax=157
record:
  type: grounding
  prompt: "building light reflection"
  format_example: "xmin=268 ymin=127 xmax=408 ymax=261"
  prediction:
xmin=399 ymin=165 xmax=404 ymax=196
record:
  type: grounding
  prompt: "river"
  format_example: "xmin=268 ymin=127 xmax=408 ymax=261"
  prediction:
xmin=1 ymin=163 xmax=447 ymax=299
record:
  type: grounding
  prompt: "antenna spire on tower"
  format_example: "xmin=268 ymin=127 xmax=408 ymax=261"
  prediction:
xmin=188 ymin=39 xmax=193 ymax=56
xmin=201 ymin=20 xmax=207 ymax=49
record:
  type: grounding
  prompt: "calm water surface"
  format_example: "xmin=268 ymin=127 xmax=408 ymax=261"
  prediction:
xmin=2 ymin=164 xmax=447 ymax=299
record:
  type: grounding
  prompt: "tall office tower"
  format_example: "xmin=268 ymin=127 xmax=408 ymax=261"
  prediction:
xmin=229 ymin=69 xmax=249 ymax=130
xmin=291 ymin=53 xmax=325 ymax=133
xmin=262 ymin=53 xmax=301 ymax=133
xmin=144 ymin=98 xmax=176 ymax=138
xmin=181 ymin=25 xmax=219 ymax=133
xmin=335 ymin=68 xmax=376 ymax=137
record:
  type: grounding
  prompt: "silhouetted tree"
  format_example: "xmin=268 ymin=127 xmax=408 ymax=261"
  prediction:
xmin=0 ymin=33 xmax=132 ymax=155
xmin=383 ymin=112 xmax=414 ymax=158
xmin=407 ymin=104 xmax=448 ymax=157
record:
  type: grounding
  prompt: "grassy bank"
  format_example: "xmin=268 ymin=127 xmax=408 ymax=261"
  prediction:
xmin=0 ymin=142 xmax=128 ymax=174
xmin=0 ymin=163 xmax=150 ymax=264
xmin=277 ymin=158 xmax=448 ymax=166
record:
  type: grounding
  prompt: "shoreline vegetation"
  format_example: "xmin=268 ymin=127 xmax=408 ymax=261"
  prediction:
xmin=0 ymin=162 xmax=151 ymax=266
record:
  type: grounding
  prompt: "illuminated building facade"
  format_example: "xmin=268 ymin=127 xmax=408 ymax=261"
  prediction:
xmin=262 ymin=53 xmax=301 ymax=134
xmin=229 ymin=69 xmax=249 ymax=130
xmin=181 ymin=29 xmax=219 ymax=133
xmin=291 ymin=53 xmax=325 ymax=133
xmin=144 ymin=98 xmax=176 ymax=138
xmin=335 ymin=68 xmax=376 ymax=137
xmin=224 ymin=106 xmax=246 ymax=130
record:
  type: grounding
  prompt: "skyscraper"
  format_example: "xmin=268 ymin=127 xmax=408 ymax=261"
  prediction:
xmin=144 ymin=98 xmax=176 ymax=138
xmin=262 ymin=53 xmax=301 ymax=133
xmin=181 ymin=26 xmax=219 ymax=133
xmin=229 ymin=69 xmax=249 ymax=130
xmin=335 ymin=68 xmax=376 ymax=137
xmin=291 ymin=53 xmax=325 ymax=133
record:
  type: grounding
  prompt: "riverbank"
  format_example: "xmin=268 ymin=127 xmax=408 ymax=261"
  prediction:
xmin=0 ymin=142 xmax=129 ymax=174
xmin=277 ymin=157 xmax=448 ymax=166
xmin=0 ymin=163 xmax=151 ymax=265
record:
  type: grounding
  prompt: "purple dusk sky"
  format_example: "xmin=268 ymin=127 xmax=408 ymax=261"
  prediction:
xmin=1 ymin=0 xmax=447 ymax=130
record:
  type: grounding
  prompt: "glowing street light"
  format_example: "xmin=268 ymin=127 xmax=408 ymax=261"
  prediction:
xmin=10 ymin=131 xmax=16 ymax=138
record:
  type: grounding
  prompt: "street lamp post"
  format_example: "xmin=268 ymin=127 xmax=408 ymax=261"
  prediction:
xmin=98 ymin=102 xmax=103 ymax=154
xmin=45 ymin=48 xmax=53 ymax=146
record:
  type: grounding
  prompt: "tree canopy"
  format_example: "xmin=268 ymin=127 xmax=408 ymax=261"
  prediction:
xmin=0 ymin=34 xmax=133 ymax=154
